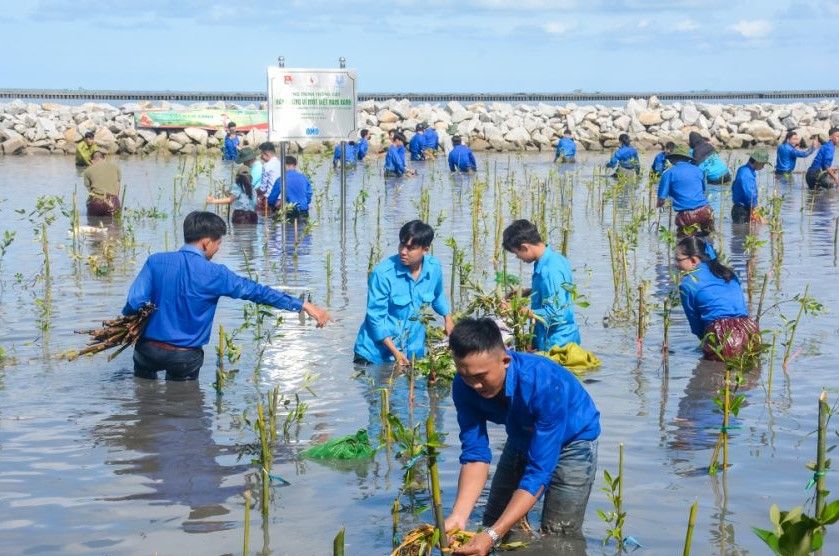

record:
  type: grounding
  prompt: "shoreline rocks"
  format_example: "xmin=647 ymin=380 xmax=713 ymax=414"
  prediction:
xmin=0 ymin=97 xmax=837 ymax=157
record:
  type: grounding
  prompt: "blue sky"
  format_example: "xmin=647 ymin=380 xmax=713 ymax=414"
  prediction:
xmin=1 ymin=0 xmax=837 ymax=93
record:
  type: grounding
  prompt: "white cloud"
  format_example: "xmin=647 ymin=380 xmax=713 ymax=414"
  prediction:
xmin=542 ymin=20 xmax=576 ymax=34
xmin=674 ymin=19 xmax=698 ymax=32
xmin=637 ymin=19 xmax=650 ymax=28
xmin=730 ymin=19 xmax=772 ymax=39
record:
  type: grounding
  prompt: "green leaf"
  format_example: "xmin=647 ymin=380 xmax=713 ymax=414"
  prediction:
xmin=752 ymin=527 xmax=781 ymax=554
xmin=770 ymin=504 xmax=781 ymax=528
xmin=603 ymin=469 xmax=613 ymax=485
xmin=596 ymin=509 xmax=610 ymax=522
xmin=777 ymin=519 xmax=815 ymax=556
xmin=819 ymin=499 xmax=839 ymax=525
xmin=783 ymin=506 xmax=803 ymax=525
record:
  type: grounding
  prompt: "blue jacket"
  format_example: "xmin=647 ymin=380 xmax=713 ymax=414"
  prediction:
xmin=810 ymin=141 xmax=835 ymax=172
xmin=775 ymin=142 xmax=814 ymax=173
xmin=384 ymin=145 xmax=406 ymax=176
xmin=556 ymin=137 xmax=576 ymax=159
xmin=697 ymin=152 xmax=730 ymax=181
xmin=424 ymin=128 xmax=440 ymax=150
xmin=267 ymin=169 xmax=313 ymax=211
xmin=123 ymin=245 xmax=302 ymax=348
xmin=357 ymin=137 xmax=369 ymax=160
xmin=353 ymin=254 xmax=450 ymax=363
xmin=732 ymin=163 xmax=758 ymax=209
xmin=452 ymin=351 xmax=600 ymax=497
xmin=651 ymin=151 xmax=668 ymax=174
xmin=531 ymin=246 xmax=580 ymax=350
xmin=679 ymin=262 xmax=748 ymax=339
xmin=657 ymin=161 xmax=709 ymax=212
xmin=448 ymin=144 xmax=477 ymax=172
xmin=333 ymin=143 xmax=357 ymax=166
xmin=223 ymin=135 xmax=239 ymax=161
xmin=409 ymin=132 xmax=426 ymax=161
xmin=606 ymin=145 xmax=639 ymax=170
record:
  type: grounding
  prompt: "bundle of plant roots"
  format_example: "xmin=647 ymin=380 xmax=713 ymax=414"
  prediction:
xmin=391 ymin=525 xmax=526 ymax=555
xmin=69 ymin=303 xmax=155 ymax=361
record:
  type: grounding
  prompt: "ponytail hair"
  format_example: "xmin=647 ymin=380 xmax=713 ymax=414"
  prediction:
xmin=619 ymin=133 xmax=630 ymax=146
xmin=677 ymin=236 xmax=736 ymax=282
xmin=236 ymin=172 xmax=253 ymax=200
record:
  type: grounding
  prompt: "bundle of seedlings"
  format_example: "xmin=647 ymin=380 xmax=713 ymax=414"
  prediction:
xmin=391 ymin=524 xmax=525 ymax=555
xmin=68 ymin=303 xmax=155 ymax=361
xmin=301 ymin=429 xmax=376 ymax=460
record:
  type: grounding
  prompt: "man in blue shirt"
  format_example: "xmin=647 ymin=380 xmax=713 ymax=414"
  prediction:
xmin=651 ymin=141 xmax=675 ymax=177
xmin=356 ymin=129 xmax=369 ymax=161
xmin=731 ymin=150 xmax=770 ymax=224
xmin=448 ymin=135 xmax=477 ymax=173
xmin=354 ymin=220 xmax=453 ymax=365
xmin=423 ymin=123 xmax=440 ymax=153
xmin=267 ymin=156 xmax=313 ymax=217
xmin=445 ymin=318 xmax=600 ymax=553
xmin=806 ymin=127 xmax=839 ymax=189
xmin=409 ymin=125 xmax=426 ymax=161
xmin=657 ymin=144 xmax=714 ymax=237
xmin=123 ymin=211 xmax=330 ymax=380
xmin=222 ymin=122 xmax=239 ymax=161
xmin=384 ymin=132 xmax=408 ymax=177
xmin=332 ymin=141 xmax=357 ymax=169
xmin=606 ymin=133 xmax=640 ymax=177
xmin=775 ymin=130 xmax=814 ymax=176
xmin=502 ymin=219 xmax=580 ymax=350
xmin=554 ymin=129 xmax=577 ymax=163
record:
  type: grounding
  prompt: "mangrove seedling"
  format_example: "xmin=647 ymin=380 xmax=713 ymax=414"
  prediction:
xmin=598 ymin=443 xmax=629 ymax=550
xmin=683 ymin=500 xmax=698 ymax=556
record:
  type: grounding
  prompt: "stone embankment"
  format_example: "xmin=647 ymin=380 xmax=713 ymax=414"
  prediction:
xmin=1 ymin=97 xmax=838 ymax=157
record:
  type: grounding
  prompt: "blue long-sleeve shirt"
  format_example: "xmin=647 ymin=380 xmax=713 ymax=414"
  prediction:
xmin=333 ymin=144 xmax=357 ymax=166
xmin=409 ymin=133 xmax=426 ymax=161
xmin=651 ymin=151 xmax=668 ymax=174
xmin=775 ymin=142 xmax=814 ymax=173
xmin=424 ymin=128 xmax=439 ymax=151
xmin=531 ymin=245 xmax=580 ymax=350
xmin=223 ymin=135 xmax=239 ymax=161
xmin=353 ymin=254 xmax=450 ymax=363
xmin=732 ymin=163 xmax=758 ymax=209
xmin=809 ymin=141 xmax=835 ymax=172
xmin=384 ymin=145 xmax=406 ymax=176
xmin=356 ymin=138 xmax=369 ymax=160
xmin=698 ymin=152 xmax=730 ymax=181
xmin=679 ymin=262 xmax=748 ymax=339
xmin=123 ymin=245 xmax=303 ymax=348
xmin=657 ymin=161 xmax=709 ymax=212
xmin=556 ymin=137 xmax=576 ymax=159
xmin=448 ymin=144 xmax=477 ymax=172
xmin=267 ymin=169 xmax=313 ymax=211
xmin=606 ymin=145 xmax=639 ymax=170
xmin=452 ymin=351 xmax=600 ymax=497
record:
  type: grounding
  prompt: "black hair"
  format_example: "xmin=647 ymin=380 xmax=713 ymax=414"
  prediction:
xmin=393 ymin=132 xmax=406 ymax=144
xmin=784 ymin=129 xmax=798 ymax=141
xmin=830 ymin=127 xmax=839 ymax=136
xmin=183 ymin=211 xmax=227 ymax=243
xmin=399 ymin=220 xmax=434 ymax=248
xmin=665 ymin=141 xmax=675 ymax=151
xmin=349 ymin=140 xmax=356 ymax=146
xmin=227 ymin=121 xmax=237 ymax=128
xmin=452 ymin=135 xmax=462 ymax=145
xmin=618 ymin=133 xmax=630 ymax=146
xmin=502 ymin=219 xmax=542 ymax=252
xmin=677 ymin=236 xmax=735 ymax=282
xmin=259 ymin=141 xmax=276 ymax=153
xmin=236 ymin=172 xmax=253 ymax=199
xmin=563 ymin=129 xmax=572 ymax=135
xmin=285 ymin=155 xmax=297 ymax=166
xmin=415 ymin=124 xmax=424 ymax=132
xmin=84 ymin=131 xmax=95 ymax=139
xmin=360 ymin=129 xmax=369 ymax=138
xmin=688 ymin=131 xmax=705 ymax=148
xmin=449 ymin=318 xmax=505 ymax=359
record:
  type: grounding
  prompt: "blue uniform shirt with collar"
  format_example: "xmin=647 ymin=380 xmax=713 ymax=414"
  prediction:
xmin=606 ymin=145 xmax=639 ymax=170
xmin=384 ymin=145 xmax=406 ymax=176
xmin=531 ymin=245 xmax=580 ymax=350
xmin=223 ymin=135 xmax=239 ymax=161
xmin=448 ymin=144 xmax=477 ymax=172
xmin=409 ymin=133 xmax=426 ymax=161
xmin=556 ymin=137 xmax=576 ymax=158
xmin=810 ymin=141 xmax=835 ymax=171
xmin=651 ymin=151 xmax=667 ymax=174
xmin=424 ymin=128 xmax=440 ymax=150
xmin=357 ymin=137 xmax=369 ymax=160
xmin=732 ymin=163 xmax=758 ymax=209
xmin=123 ymin=245 xmax=303 ymax=348
xmin=679 ymin=262 xmax=748 ymax=339
xmin=657 ymin=161 xmax=709 ymax=211
xmin=354 ymin=254 xmax=451 ymax=363
xmin=267 ymin=169 xmax=313 ymax=210
xmin=333 ymin=143 xmax=357 ymax=165
xmin=697 ymin=152 xmax=730 ymax=181
xmin=452 ymin=351 xmax=601 ymax=497
xmin=775 ymin=142 xmax=814 ymax=173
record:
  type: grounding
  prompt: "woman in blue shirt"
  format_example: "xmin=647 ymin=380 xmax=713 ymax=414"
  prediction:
xmin=689 ymin=131 xmax=731 ymax=185
xmin=775 ymin=130 xmax=814 ymax=176
xmin=606 ymin=133 xmax=640 ymax=178
xmin=206 ymin=148 xmax=259 ymax=224
xmin=676 ymin=236 xmax=760 ymax=361
xmin=554 ymin=129 xmax=577 ymax=163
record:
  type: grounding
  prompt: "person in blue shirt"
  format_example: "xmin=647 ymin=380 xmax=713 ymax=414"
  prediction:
xmin=775 ymin=130 xmax=814 ymax=176
xmin=332 ymin=141 xmax=357 ymax=169
xmin=354 ymin=220 xmax=454 ymax=366
xmin=423 ymin=123 xmax=440 ymax=153
xmin=356 ymin=129 xmax=369 ymax=161
xmin=123 ymin=211 xmax=330 ymax=380
xmin=731 ymin=150 xmax=770 ymax=224
xmin=222 ymin=122 xmax=240 ymax=161
xmin=806 ymin=127 xmax=839 ymax=190
xmin=657 ymin=144 xmax=714 ymax=238
xmin=554 ymin=129 xmax=577 ymax=163
xmin=444 ymin=318 xmax=600 ymax=552
xmin=408 ymin=125 xmax=426 ymax=161
xmin=267 ymin=156 xmax=313 ymax=217
xmin=205 ymin=148 xmax=259 ymax=224
xmin=676 ymin=236 xmax=759 ymax=361
xmin=502 ymin=219 xmax=580 ymax=350
xmin=651 ymin=141 xmax=675 ymax=177
xmin=448 ymin=135 xmax=477 ymax=173
xmin=606 ymin=133 xmax=640 ymax=177
xmin=384 ymin=132 xmax=408 ymax=177
xmin=689 ymin=131 xmax=731 ymax=185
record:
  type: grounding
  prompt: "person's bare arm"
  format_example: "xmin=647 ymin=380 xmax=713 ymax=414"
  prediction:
xmin=444 ymin=462 xmax=490 ymax=533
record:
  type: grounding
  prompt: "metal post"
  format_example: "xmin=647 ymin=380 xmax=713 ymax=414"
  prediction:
xmin=339 ymin=56 xmax=348 ymax=235
xmin=280 ymin=141 xmax=287 ymax=218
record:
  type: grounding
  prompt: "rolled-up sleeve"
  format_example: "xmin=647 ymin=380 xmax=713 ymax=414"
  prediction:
xmin=219 ymin=266 xmax=303 ymax=312
xmin=453 ymin=377 xmax=491 ymax=464
xmin=365 ymin=269 xmax=394 ymax=342
xmin=123 ymin=260 xmax=153 ymax=315
xmin=519 ymin=383 xmax=567 ymax=496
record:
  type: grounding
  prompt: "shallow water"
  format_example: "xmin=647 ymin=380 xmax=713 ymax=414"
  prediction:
xmin=0 ymin=149 xmax=836 ymax=555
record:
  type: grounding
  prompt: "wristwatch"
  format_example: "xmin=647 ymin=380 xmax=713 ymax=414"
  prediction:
xmin=484 ymin=526 xmax=501 ymax=546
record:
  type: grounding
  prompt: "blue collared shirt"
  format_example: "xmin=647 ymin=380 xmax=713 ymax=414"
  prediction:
xmin=698 ymin=152 xmax=730 ymax=181
xmin=732 ymin=163 xmax=758 ymax=209
xmin=424 ymin=128 xmax=439 ymax=150
xmin=384 ymin=145 xmax=406 ymax=176
xmin=409 ymin=133 xmax=426 ymax=161
xmin=556 ymin=137 xmax=576 ymax=158
xmin=810 ymin=141 xmax=835 ymax=171
xmin=223 ymin=135 xmax=239 ymax=161
xmin=531 ymin=245 xmax=580 ymax=350
xmin=657 ymin=161 xmax=709 ymax=211
xmin=452 ymin=351 xmax=600 ymax=497
xmin=250 ymin=160 xmax=263 ymax=192
xmin=267 ymin=169 xmax=313 ymax=210
xmin=651 ymin=151 xmax=668 ymax=174
xmin=606 ymin=145 xmax=639 ymax=170
xmin=333 ymin=144 xmax=357 ymax=166
xmin=357 ymin=138 xmax=369 ymax=160
xmin=679 ymin=262 xmax=748 ymax=339
xmin=123 ymin=245 xmax=303 ymax=348
xmin=353 ymin=254 xmax=450 ymax=363
xmin=448 ymin=144 xmax=477 ymax=172
xmin=775 ymin=142 xmax=814 ymax=173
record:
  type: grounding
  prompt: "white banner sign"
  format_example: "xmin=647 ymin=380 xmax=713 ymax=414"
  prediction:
xmin=267 ymin=67 xmax=357 ymax=141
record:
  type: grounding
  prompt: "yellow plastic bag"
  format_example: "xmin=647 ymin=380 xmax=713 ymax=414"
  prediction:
xmin=539 ymin=342 xmax=601 ymax=371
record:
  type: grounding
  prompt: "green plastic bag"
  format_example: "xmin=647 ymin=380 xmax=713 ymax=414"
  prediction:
xmin=301 ymin=429 xmax=375 ymax=460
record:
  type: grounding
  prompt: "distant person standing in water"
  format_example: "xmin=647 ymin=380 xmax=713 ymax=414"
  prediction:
xmin=222 ymin=122 xmax=240 ymax=161
xmin=657 ymin=144 xmax=714 ymax=237
xmin=651 ymin=141 xmax=675 ymax=178
xmin=554 ymin=129 xmax=576 ymax=163
xmin=75 ymin=131 xmax=98 ymax=168
xmin=356 ymin=129 xmax=370 ymax=161
xmin=806 ymin=127 xmax=839 ymax=189
xmin=205 ymin=148 xmax=259 ymax=224
xmin=774 ymin=130 xmax=814 ymax=177
xmin=409 ymin=125 xmax=426 ymax=161
xmin=448 ymin=136 xmax=477 ymax=173
xmin=606 ymin=133 xmax=640 ymax=178
xmin=423 ymin=123 xmax=441 ymax=154
xmin=731 ymin=150 xmax=770 ymax=224
xmin=83 ymin=151 xmax=122 ymax=217
xmin=688 ymin=131 xmax=731 ymax=185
